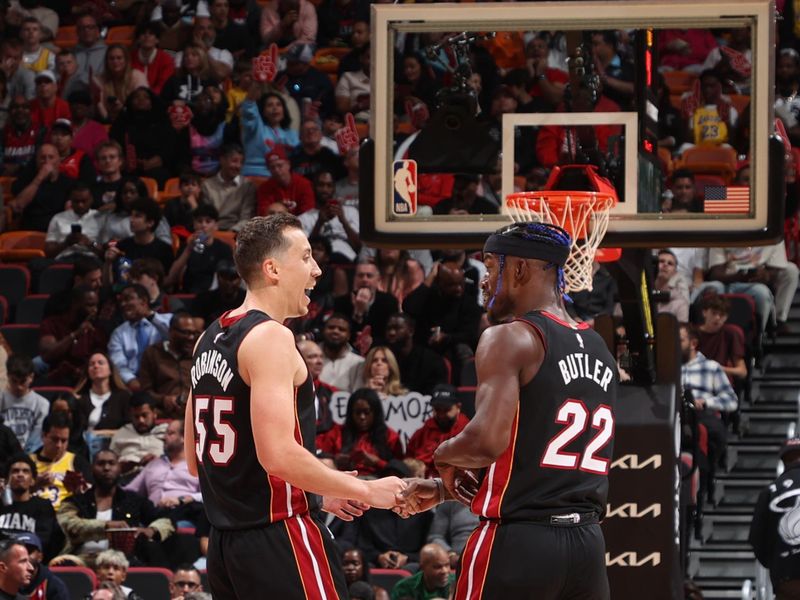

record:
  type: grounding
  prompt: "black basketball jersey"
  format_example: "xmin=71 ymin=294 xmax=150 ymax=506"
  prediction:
xmin=191 ymin=310 xmax=319 ymax=530
xmin=471 ymin=310 xmax=618 ymax=521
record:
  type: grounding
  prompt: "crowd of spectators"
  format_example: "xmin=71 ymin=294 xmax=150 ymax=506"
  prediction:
xmin=0 ymin=1 xmax=798 ymax=599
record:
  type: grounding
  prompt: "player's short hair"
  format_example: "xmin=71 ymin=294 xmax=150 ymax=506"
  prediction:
xmin=234 ymin=214 xmax=303 ymax=285
xmin=192 ymin=204 xmax=219 ymax=221
xmin=170 ymin=311 xmax=194 ymax=329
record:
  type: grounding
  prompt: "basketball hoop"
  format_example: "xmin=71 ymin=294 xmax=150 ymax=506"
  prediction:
xmin=504 ymin=190 xmax=618 ymax=292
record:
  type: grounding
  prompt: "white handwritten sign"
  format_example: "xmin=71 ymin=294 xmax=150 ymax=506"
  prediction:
xmin=329 ymin=391 xmax=433 ymax=451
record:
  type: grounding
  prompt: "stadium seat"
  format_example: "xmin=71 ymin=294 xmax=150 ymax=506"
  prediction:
xmin=0 ymin=231 xmax=46 ymax=262
xmin=214 ymin=231 xmax=236 ymax=251
xmin=54 ymin=26 xmax=78 ymax=49
xmin=160 ymin=177 xmax=181 ymax=202
xmin=244 ymin=175 xmax=269 ymax=189
xmin=51 ymin=566 xmax=97 ymax=597
xmin=38 ymin=263 xmax=74 ymax=294
xmin=126 ymin=567 xmax=173 ymax=600
xmin=370 ymin=569 xmax=413 ymax=593
xmin=32 ymin=386 xmax=75 ymax=402
xmin=0 ymin=295 xmax=7 ymax=326
xmin=165 ymin=293 xmax=195 ymax=313
xmin=0 ymin=264 xmax=31 ymax=308
xmin=675 ymin=146 xmax=738 ymax=183
xmin=728 ymin=93 xmax=750 ymax=116
xmin=0 ymin=324 xmax=40 ymax=357
xmin=662 ymin=70 xmax=697 ymax=95
xmin=106 ymin=25 xmax=136 ymax=46
xmin=15 ymin=294 xmax=49 ymax=324
xmin=140 ymin=177 xmax=159 ymax=201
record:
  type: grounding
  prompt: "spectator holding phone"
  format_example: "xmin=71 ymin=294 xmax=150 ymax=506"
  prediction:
xmin=30 ymin=412 xmax=92 ymax=510
xmin=44 ymin=182 xmax=103 ymax=259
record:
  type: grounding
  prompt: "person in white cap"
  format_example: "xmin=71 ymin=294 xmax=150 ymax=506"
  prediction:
xmin=29 ymin=70 xmax=70 ymax=130
xmin=750 ymin=437 xmax=800 ymax=599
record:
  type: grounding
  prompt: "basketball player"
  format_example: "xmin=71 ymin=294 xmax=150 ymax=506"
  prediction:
xmin=401 ymin=222 xmax=618 ymax=600
xmin=184 ymin=214 xmax=406 ymax=599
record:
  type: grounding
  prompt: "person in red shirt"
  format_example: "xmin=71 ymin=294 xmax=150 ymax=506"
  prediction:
xmin=29 ymin=70 xmax=70 ymax=130
xmin=130 ymin=22 xmax=175 ymax=96
xmin=49 ymin=118 xmax=96 ymax=185
xmin=405 ymin=384 xmax=470 ymax=478
xmin=317 ymin=388 xmax=403 ymax=477
xmin=256 ymin=145 xmax=315 ymax=216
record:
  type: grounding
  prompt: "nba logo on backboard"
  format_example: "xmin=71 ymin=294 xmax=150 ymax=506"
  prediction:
xmin=392 ymin=159 xmax=417 ymax=216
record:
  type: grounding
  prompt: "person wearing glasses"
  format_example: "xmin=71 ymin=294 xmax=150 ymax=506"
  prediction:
xmin=170 ymin=565 xmax=204 ymax=600
xmin=73 ymin=12 xmax=107 ymax=86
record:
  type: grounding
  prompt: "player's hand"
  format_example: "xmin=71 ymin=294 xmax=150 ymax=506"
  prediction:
xmin=365 ymin=476 xmax=406 ymax=509
xmin=322 ymin=496 xmax=369 ymax=521
xmin=435 ymin=463 xmax=477 ymax=506
xmin=394 ymin=477 xmax=442 ymax=517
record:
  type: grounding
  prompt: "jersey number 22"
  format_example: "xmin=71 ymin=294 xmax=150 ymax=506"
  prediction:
xmin=540 ymin=399 xmax=614 ymax=474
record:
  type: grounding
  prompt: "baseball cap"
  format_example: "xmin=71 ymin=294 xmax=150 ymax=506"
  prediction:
xmin=430 ymin=384 xmax=458 ymax=408
xmin=216 ymin=260 xmax=238 ymax=276
xmin=51 ymin=118 xmax=74 ymax=135
xmin=780 ymin=437 xmax=800 ymax=459
xmin=266 ymin=145 xmax=288 ymax=163
xmin=15 ymin=532 xmax=42 ymax=552
xmin=34 ymin=70 xmax=56 ymax=84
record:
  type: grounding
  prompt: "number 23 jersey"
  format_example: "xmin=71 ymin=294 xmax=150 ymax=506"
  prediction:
xmin=470 ymin=310 xmax=618 ymax=521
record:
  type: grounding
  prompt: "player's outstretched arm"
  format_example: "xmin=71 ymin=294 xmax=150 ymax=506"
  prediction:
xmin=435 ymin=321 xmax=543 ymax=469
xmin=245 ymin=322 xmax=406 ymax=508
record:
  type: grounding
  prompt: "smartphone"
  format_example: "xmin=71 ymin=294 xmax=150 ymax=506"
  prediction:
xmin=71 ymin=223 xmax=82 ymax=235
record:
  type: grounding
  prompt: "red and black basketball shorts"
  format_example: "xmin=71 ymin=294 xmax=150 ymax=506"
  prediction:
xmin=454 ymin=518 xmax=609 ymax=600
xmin=206 ymin=513 xmax=349 ymax=600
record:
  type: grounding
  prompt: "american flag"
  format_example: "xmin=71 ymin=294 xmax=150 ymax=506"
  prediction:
xmin=703 ymin=186 xmax=750 ymax=214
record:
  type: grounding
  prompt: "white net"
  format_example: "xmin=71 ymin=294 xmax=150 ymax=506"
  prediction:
xmin=504 ymin=192 xmax=616 ymax=292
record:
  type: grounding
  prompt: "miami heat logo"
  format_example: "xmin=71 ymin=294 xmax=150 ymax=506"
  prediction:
xmin=769 ymin=486 xmax=800 ymax=546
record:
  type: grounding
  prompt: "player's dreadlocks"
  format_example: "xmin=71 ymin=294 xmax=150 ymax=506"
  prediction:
xmin=483 ymin=222 xmax=573 ymax=310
